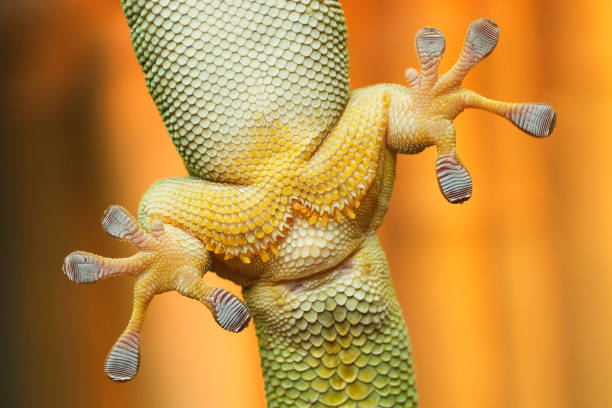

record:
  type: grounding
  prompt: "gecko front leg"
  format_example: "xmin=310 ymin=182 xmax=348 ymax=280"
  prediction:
xmin=63 ymin=205 xmax=250 ymax=382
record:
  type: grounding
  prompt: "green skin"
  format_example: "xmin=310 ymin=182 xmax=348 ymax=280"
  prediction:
xmin=123 ymin=3 xmax=419 ymax=403
xmin=245 ymin=234 xmax=417 ymax=408
xmin=62 ymin=1 xmax=555 ymax=407
xmin=233 ymin=150 xmax=418 ymax=407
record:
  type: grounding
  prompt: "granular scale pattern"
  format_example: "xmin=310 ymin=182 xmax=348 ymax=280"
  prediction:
xmin=245 ymin=235 xmax=417 ymax=407
xmin=62 ymin=5 xmax=557 ymax=407
xmin=122 ymin=0 xmax=349 ymax=183
xmin=137 ymin=88 xmax=390 ymax=261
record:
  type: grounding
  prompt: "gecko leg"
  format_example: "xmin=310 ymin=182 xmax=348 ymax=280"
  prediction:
xmin=390 ymin=18 xmax=556 ymax=203
xmin=63 ymin=205 xmax=250 ymax=382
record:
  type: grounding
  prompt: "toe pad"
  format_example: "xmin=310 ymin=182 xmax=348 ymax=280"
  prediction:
xmin=436 ymin=152 xmax=473 ymax=204
xmin=105 ymin=332 xmax=140 ymax=382
xmin=102 ymin=205 xmax=138 ymax=240
xmin=63 ymin=253 xmax=99 ymax=283
xmin=209 ymin=288 xmax=251 ymax=333
xmin=509 ymin=103 xmax=557 ymax=137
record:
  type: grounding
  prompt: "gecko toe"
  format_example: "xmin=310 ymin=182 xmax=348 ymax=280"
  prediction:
xmin=415 ymin=27 xmax=446 ymax=59
xmin=465 ymin=18 xmax=500 ymax=60
xmin=63 ymin=252 xmax=100 ymax=284
xmin=105 ymin=333 xmax=140 ymax=382
xmin=508 ymin=103 xmax=557 ymax=137
xmin=208 ymin=287 xmax=251 ymax=333
xmin=102 ymin=205 xmax=139 ymax=241
xmin=436 ymin=152 xmax=473 ymax=204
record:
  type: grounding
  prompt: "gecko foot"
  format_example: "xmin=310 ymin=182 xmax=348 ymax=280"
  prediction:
xmin=63 ymin=205 xmax=250 ymax=382
xmin=405 ymin=18 xmax=556 ymax=203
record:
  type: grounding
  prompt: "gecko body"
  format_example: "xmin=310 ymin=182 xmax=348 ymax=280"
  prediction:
xmin=63 ymin=1 xmax=556 ymax=406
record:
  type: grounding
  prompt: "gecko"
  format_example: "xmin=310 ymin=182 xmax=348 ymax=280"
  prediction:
xmin=62 ymin=1 xmax=556 ymax=407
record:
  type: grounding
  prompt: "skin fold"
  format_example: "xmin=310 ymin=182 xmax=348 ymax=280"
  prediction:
xmin=62 ymin=1 xmax=556 ymax=406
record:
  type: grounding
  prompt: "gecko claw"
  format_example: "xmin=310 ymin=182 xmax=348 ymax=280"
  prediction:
xmin=63 ymin=205 xmax=251 ymax=381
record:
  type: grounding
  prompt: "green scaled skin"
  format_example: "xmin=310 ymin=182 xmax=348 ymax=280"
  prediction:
xmin=245 ymin=234 xmax=417 ymax=408
xmin=239 ymin=146 xmax=418 ymax=407
xmin=62 ymin=0 xmax=556 ymax=406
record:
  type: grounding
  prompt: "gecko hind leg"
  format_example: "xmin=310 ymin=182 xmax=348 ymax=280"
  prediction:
xmin=63 ymin=205 xmax=250 ymax=382
xmin=401 ymin=18 xmax=556 ymax=203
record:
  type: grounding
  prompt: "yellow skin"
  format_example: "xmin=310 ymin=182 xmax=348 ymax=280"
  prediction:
xmin=63 ymin=4 xmax=556 ymax=406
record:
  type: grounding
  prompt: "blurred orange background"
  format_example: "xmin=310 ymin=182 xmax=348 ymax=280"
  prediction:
xmin=1 ymin=0 xmax=610 ymax=407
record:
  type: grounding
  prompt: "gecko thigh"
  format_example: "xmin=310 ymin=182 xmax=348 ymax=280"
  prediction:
xmin=137 ymin=177 xmax=290 ymax=260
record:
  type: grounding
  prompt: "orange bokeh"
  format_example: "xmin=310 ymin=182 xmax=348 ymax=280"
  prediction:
xmin=4 ymin=1 xmax=611 ymax=407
